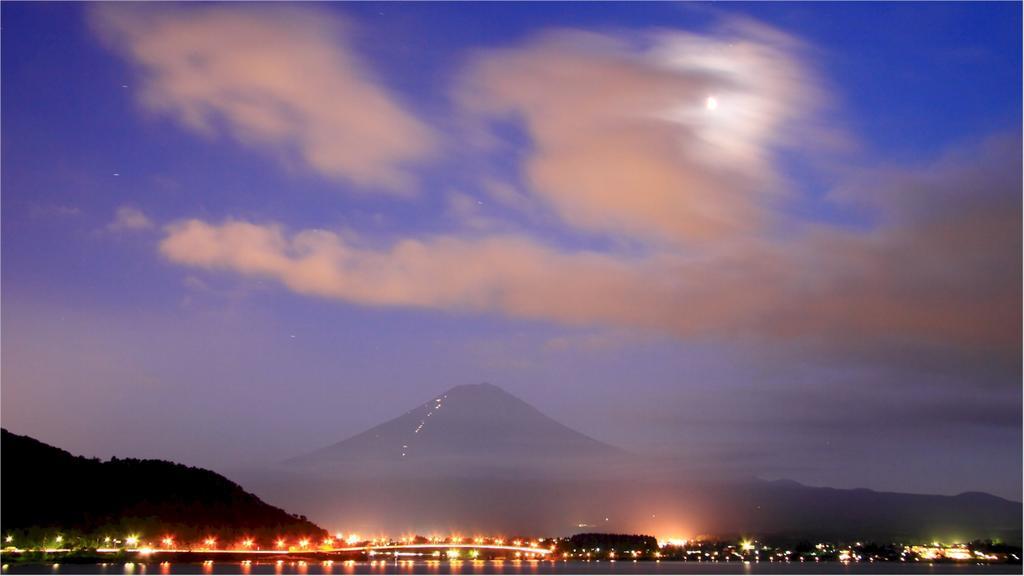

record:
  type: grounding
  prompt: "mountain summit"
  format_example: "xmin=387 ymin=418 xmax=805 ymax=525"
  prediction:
xmin=289 ymin=383 xmax=620 ymax=468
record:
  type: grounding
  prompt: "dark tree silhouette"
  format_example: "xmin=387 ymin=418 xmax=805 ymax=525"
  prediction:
xmin=1 ymin=429 xmax=324 ymax=546
xmin=565 ymin=533 xmax=659 ymax=554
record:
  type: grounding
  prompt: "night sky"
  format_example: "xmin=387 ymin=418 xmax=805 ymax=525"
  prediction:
xmin=2 ymin=3 xmax=1020 ymax=500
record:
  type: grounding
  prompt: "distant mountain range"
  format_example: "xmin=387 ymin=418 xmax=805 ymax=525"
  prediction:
xmin=242 ymin=383 xmax=1022 ymax=543
xmin=1 ymin=429 xmax=323 ymax=541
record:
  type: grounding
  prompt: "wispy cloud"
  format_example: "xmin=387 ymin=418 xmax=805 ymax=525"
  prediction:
xmin=91 ymin=4 xmax=435 ymax=193
xmin=456 ymin=20 xmax=840 ymax=245
xmin=29 ymin=204 xmax=82 ymax=219
xmin=158 ymin=133 xmax=1020 ymax=358
xmin=108 ymin=205 xmax=153 ymax=232
xmin=130 ymin=14 xmax=1016 ymax=365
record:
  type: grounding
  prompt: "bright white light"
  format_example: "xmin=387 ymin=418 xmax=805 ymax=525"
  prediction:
xmin=705 ymin=96 xmax=718 ymax=111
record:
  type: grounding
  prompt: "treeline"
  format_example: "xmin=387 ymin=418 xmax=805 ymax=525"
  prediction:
xmin=563 ymin=532 xmax=659 ymax=553
xmin=1 ymin=429 xmax=324 ymax=543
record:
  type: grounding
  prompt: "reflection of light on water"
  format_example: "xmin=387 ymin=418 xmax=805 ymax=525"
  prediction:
xmin=20 ymin=556 xmax=663 ymax=575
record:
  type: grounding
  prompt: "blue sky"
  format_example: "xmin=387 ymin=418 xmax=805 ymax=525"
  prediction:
xmin=2 ymin=2 xmax=1021 ymax=500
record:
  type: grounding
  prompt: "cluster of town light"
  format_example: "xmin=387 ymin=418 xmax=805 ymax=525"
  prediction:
xmin=555 ymin=538 xmax=1018 ymax=564
xmin=3 ymin=533 xmax=1016 ymax=565
xmin=1 ymin=532 xmax=551 ymax=554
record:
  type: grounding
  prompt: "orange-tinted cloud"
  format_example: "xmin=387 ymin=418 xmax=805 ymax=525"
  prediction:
xmin=158 ymin=134 xmax=1020 ymax=356
xmin=457 ymin=21 xmax=837 ymax=244
xmin=107 ymin=205 xmax=153 ymax=232
xmin=118 ymin=10 xmax=1015 ymax=360
xmin=92 ymin=5 xmax=435 ymax=193
xmin=160 ymin=220 xmax=686 ymax=328
xmin=795 ymin=134 xmax=1021 ymax=351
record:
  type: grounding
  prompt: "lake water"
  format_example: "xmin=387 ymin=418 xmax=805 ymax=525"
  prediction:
xmin=2 ymin=561 xmax=1021 ymax=575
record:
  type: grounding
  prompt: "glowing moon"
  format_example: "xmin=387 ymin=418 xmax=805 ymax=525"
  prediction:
xmin=705 ymin=96 xmax=718 ymax=111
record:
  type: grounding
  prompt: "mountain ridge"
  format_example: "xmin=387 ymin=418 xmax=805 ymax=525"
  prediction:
xmin=288 ymin=382 xmax=623 ymax=469
xmin=1 ymin=428 xmax=324 ymax=540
